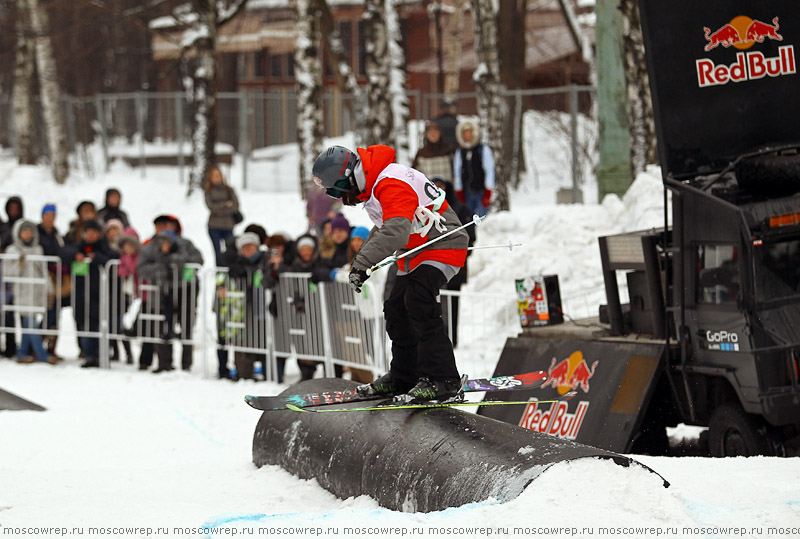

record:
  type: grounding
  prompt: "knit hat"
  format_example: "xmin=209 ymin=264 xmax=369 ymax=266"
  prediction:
xmin=330 ymin=214 xmax=350 ymax=233
xmin=350 ymin=226 xmax=369 ymax=241
xmin=84 ymin=219 xmax=102 ymax=232
xmin=268 ymin=234 xmax=287 ymax=248
xmin=41 ymin=203 xmax=56 ymax=217
xmin=296 ymin=236 xmax=316 ymax=251
xmin=104 ymin=219 xmax=124 ymax=233
xmin=236 ymin=232 xmax=260 ymax=252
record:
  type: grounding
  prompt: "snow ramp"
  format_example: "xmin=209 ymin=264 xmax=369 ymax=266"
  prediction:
xmin=0 ymin=387 xmax=46 ymax=412
xmin=252 ymin=379 xmax=667 ymax=513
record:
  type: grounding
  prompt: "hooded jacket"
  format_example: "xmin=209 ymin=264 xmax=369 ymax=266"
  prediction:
xmin=4 ymin=220 xmax=52 ymax=313
xmin=453 ymin=119 xmax=496 ymax=194
xmin=351 ymin=145 xmax=467 ymax=277
xmin=97 ymin=189 xmax=131 ymax=228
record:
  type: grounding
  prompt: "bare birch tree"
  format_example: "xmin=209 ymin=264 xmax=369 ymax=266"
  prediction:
xmin=173 ymin=0 xmax=249 ymax=195
xmin=386 ymin=0 xmax=409 ymax=159
xmin=295 ymin=0 xmax=325 ymax=195
xmin=444 ymin=0 xmax=467 ymax=98
xmin=13 ymin=0 xmax=36 ymax=165
xmin=470 ymin=0 xmax=509 ymax=210
xmin=363 ymin=0 xmax=393 ymax=146
xmin=27 ymin=0 xmax=68 ymax=183
xmin=315 ymin=0 xmax=365 ymax=145
xmin=619 ymin=0 xmax=656 ymax=175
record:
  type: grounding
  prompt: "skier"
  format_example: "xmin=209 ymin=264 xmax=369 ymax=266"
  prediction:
xmin=311 ymin=145 xmax=469 ymax=403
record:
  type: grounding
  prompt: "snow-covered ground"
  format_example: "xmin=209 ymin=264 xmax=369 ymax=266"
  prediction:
xmin=1 ymin=121 xmax=799 ymax=538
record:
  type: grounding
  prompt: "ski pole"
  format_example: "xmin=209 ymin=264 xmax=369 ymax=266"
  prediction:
xmin=467 ymin=241 xmax=522 ymax=252
xmin=368 ymin=213 xmax=486 ymax=274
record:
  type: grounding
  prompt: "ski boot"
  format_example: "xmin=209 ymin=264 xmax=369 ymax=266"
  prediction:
xmin=356 ymin=371 xmax=413 ymax=398
xmin=392 ymin=374 xmax=468 ymax=405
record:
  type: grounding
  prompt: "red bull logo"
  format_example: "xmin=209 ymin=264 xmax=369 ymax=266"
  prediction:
xmin=541 ymin=351 xmax=598 ymax=395
xmin=519 ymin=400 xmax=589 ymax=440
xmin=698 ymin=16 xmax=795 ymax=88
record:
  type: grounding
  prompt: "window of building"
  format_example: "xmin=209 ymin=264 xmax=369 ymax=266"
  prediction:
xmin=696 ymin=244 xmax=739 ymax=304
xmin=286 ymin=53 xmax=295 ymax=78
xmin=357 ymin=20 xmax=367 ymax=76
xmin=339 ymin=20 xmax=352 ymax=64
xmin=270 ymin=53 xmax=282 ymax=78
xmin=254 ymin=51 xmax=265 ymax=78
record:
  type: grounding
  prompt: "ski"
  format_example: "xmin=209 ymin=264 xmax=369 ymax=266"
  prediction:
xmin=285 ymin=392 xmax=577 ymax=413
xmin=244 ymin=371 xmax=547 ymax=411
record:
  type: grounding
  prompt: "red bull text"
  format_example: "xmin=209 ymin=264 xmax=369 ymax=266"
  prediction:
xmin=698 ymin=16 xmax=795 ymax=88
xmin=519 ymin=400 xmax=590 ymax=440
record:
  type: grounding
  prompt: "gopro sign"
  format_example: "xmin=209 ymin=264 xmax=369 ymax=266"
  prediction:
xmin=705 ymin=330 xmax=740 ymax=351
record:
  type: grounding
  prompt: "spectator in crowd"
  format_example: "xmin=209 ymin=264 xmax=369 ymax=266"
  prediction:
xmin=1 ymin=196 xmax=24 ymax=357
xmin=135 ymin=216 xmax=177 ymax=371
xmin=5 ymin=220 xmax=56 ymax=364
xmin=412 ymin=121 xmax=455 ymax=184
xmin=138 ymin=216 xmax=203 ymax=372
xmin=204 ymin=166 xmax=240 ymax=265
xmin=266 ymin=233 xmax=289 ymax=282
xmin=311 ymin=215 xmax=350 ymax=284
xmin=306 ymin=185 xmax=342 ymax=238
xmin=432 ymin=175 xmax=475 ymax=348
xmin=104 ymin=219 xmax=124 ymax=252
xmin=65 ymin=201 xmax=98 ymax=245
xmin=97 ymin=188 xmax=130 ymax=228
xmin=1 ymin=196 xmax=24 ymax=250
xmin=434 ymin=98 xmax=459 ymax=150
xmin=38 ymin=203 xmax=66 ymax=360
xmin=453 ymin=118 xmax=496 ymax=218
xmin=61 ymin=219 xmax=118 ymax=368
xmin=289 ymin=234 xmax=317 ymax=273
xmin=219 ymin=223 xmax=268 ymax=268
xmin=320 ymin=218 xmax=333 ymax=239
xmin=115 ymin=227 xmax=140 ymax=365
xmin=217 ymin=232 xmax=271 ymax=381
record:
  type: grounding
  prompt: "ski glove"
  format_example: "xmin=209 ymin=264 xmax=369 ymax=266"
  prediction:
xmin=482 ymin=189 xmax=492 ymax=207
xmin=349 ymin=268 xmax=369 ymax=293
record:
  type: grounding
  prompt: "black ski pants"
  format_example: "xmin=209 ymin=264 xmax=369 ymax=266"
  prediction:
xmin=384 ymin=264 xmax=459 ymax=384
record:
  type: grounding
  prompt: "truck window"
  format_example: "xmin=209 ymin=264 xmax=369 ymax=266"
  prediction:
xmin=754 ymin=238 xmax=800 ymax=303
xmin=696 ymin=245 xmax=739 ymax=304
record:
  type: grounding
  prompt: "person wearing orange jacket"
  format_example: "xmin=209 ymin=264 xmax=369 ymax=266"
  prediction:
xmin=311 ymin=145 xmax=469 ymax=404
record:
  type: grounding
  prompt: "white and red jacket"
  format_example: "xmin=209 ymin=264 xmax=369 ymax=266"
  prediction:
xmin=351 ymin=145 xmax=468 ymax=274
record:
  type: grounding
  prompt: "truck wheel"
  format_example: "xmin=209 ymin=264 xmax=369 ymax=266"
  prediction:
xmin=708 ymin=403 xmax=772 ymax=457
xmin=735 ymin=154 xmax=800 ymax=196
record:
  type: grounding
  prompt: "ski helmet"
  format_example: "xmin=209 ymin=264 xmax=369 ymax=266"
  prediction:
xmin=312 ymin=146 xmax=362 ymax=199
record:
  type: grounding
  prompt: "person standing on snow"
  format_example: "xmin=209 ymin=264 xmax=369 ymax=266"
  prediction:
xmin=311 ymin=144 xmax=469 ymax=404
xmin=453 ymin=119 xmax=495 ymax=217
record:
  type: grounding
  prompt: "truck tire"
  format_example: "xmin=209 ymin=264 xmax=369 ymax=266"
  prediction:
xmin=735 ymin=154 xmax=800 ymax=196
xmin=708 ymin=403 xmax=772 ymax=457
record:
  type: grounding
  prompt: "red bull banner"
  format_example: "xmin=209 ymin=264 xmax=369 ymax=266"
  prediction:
xmin=638 ymin=0 xmax=800 ymax=179
xmin=480 ymin=337 xmax=664 ymax=452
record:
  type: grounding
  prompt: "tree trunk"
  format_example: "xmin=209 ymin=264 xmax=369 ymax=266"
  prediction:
xmin=27 ymin=0 xmax=69 ymax=183
xmin=186 ymin=1 xmax=219 ymax=195
xmin=315 ymin=0 xmax=365 ymax=145
xmin=470 ymin=0 xmax=508 ymax=211
xmin=444 ymin=0 xmax=467 ymax=98
xmin=363 ymin=0 xmax=393 ymax=146
xmin=497 ymin=0 xmax=526 ymax=192
xmin=13 ymin=0 xmax=36 ymax=165
xmin=295 ymin=0 xmax=325 ymax=195
xmin=386 ymin=0 xmax=409 ymax=160
xmin=619 ymin=0 xmax=656 ymax=175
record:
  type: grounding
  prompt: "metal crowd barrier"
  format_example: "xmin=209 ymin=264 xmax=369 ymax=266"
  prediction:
xmin=272 ymin=272 xmax=387 ymax=380
xmin=0 ymin=254 xmax=63 ymax=349
xmin=213 ymin=267 xmax=277 ymax=381
xmin=3 ymin=254 xmax=518 ymax=379
xmin=103 ymin=260 xmax=205 ymax=370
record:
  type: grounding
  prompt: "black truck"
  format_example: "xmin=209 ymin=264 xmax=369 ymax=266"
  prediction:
xmin=480 ymin=0 xmax=800 ymax=456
